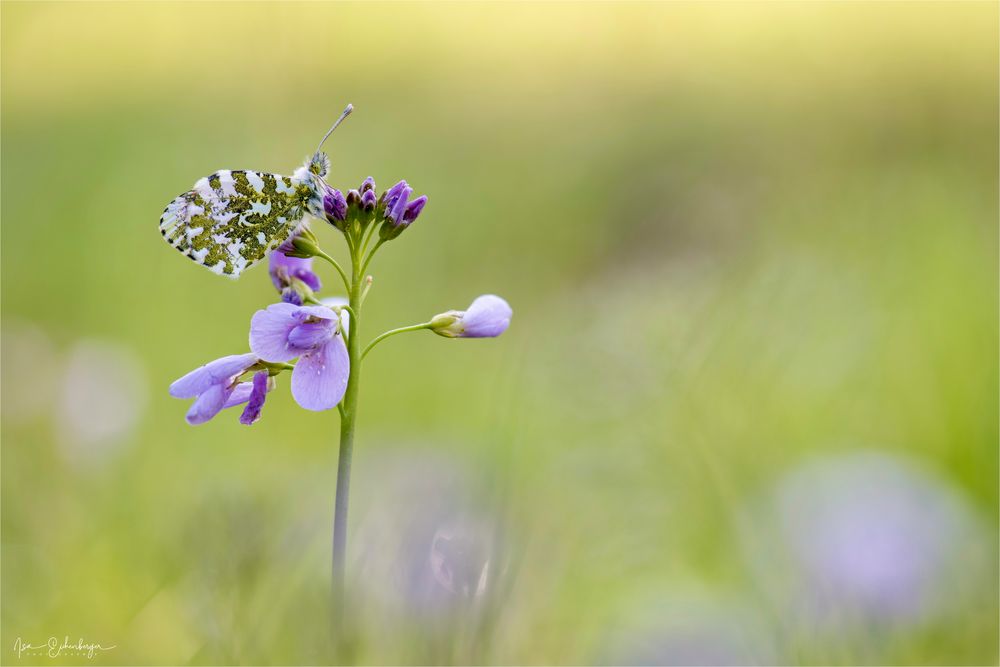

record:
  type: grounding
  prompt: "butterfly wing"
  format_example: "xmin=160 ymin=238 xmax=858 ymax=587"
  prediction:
xmin=159 ymin=170 xmax=313 ymax=278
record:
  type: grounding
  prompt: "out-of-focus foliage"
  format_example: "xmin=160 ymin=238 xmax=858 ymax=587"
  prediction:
xmin=2 ymin=3 xmax=996 ymax=665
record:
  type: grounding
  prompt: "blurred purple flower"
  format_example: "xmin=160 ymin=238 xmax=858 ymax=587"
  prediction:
xmin=430 ymin=295 xmax=512 ymax=338
xmin=270 ymin=235 xmax=321 ymax=304
xmin=249 ymin=303 xmax=349 ymax=411
xmin=360 ymin=176 xmax=376 ymax=193
xmin=169 ymin=352 xmax=273 ymax=425
xmin=754 ymin=451 xmax=988 ymax=627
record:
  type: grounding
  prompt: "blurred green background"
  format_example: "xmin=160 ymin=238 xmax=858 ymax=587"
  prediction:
xmin=2 ymin=2 xmax=997 ymax=665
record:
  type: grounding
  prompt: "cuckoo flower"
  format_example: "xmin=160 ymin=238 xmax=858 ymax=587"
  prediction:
xmin=323 ymin=185 xmax=348 ymax=231
xmin=380 ymin=180 xmax=428 ymax=241
xmin=249 ymin=303 xmax=349 ymax=411
xmin=430 ymin=295 xmax=512 ymax=338
xmin=169 ymin=353 xmax=275 ymax=425
xmin=270 ymin=234 xmax=322 ymax=305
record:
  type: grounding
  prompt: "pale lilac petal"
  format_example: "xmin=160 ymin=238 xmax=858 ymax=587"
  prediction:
xmin=460 ymin=295 xmax=512 ymax=338
xmin=288 ymin=321 xmax=335 ymax=349
xmin=269 ymin=249 xmax=320 ymax=292
xmin=169 ymin=353 xmax=257 ymax=398
xmin=249 ymin=303 xmax=302 ymax=362
xmin=223 ymin=381 xmax=254 ymax=408
xmin=239 ymin=371 xmax=270 ymax=425
xmin=320 ymin=297 xmax=350 ymax=331
xmin=185 ymin=383 xmax=230 ymax=425
xmin=296 ymin=305 xmax=340 ymax=321
xmin=291 ymin=335 xmax=349 ymax=411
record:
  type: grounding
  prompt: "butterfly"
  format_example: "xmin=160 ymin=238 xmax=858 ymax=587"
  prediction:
xmin=159 ymin=105 xmax=352 ymax=278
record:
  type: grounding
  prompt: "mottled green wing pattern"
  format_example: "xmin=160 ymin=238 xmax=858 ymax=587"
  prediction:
xmin=159 ymin=169 xmax=313 ymax=278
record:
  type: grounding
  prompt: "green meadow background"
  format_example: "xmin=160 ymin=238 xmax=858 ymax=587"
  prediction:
xmin=2 ymin=2 xmax=997 ymax=665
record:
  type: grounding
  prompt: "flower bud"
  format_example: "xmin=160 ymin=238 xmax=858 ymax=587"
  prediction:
xmin=430 ymin=295 xmax=512 ymax=338
xmin=361 ymin=188 xmax=377 ymax=213
xmin=288 ymin=234 xmax=323 ymax=259
xmin=323 ymin=187 xmax=347 ymax=230
xmin=360 ymin=176 xmax=376 ymax=193
xmin=403 ymin=195 xmax=427 ymax=223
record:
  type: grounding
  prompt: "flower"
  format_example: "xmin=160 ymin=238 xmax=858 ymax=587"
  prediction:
xmin=323 ymin=186 xmax=348 ymax=229
xmin=169 ymin=353 xmax=274 ymax=425
xmin=249 ymin=303 xmax=349 ymax=411
xmin=379 ymin=180 xmax=427 ymax=240
xmin=430 ymin=295 xmax=512 ymax=338
xmin=360 ymin=176 xmax=376 ymax=193
xmin=270 ymin=235 xmax=321 ymax=305
xmin=238 ymin=370 xmax=270 ymax=425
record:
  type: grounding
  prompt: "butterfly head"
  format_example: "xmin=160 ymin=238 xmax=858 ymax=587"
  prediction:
xmin=308 ymin=151 xmax=331 ymax=178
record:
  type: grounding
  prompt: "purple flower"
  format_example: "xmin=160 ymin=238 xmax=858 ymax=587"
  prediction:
xmin=404 ymin=195 xmax=427 ymax=222
xmin=360 ymin=176 xmax=376 ymax=193
xmin=380 ymin=180 xmax=426 ymax=240
xmin=249 ymin=303 xmax=349 ymax=411
xmin=323 ymin=186 xmax=347 ymax=227
xmin=270 ymin=235 xmax=322 ymax=302
xmin=169 ymin=353 xmax=273 ymax=425
xmin=361 ymin=188 xmax=377 ymax=212
xmin=430 ymin=295 xmax=512 ymax=338
xmin=239 ymin=370 xmax=270 ymax=425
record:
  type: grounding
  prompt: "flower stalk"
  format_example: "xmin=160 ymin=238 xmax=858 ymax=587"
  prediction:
xmin=332 ymin=237 xmax=364 ymax=605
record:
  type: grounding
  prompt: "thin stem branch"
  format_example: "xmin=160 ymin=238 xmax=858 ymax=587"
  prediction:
xmin=315 ymin=250 xmax=352 ymax=295
xmin=360 ymin=239 xmax=387 ymax=278
xmin=361 ymin=322 xmax=432 ymax=360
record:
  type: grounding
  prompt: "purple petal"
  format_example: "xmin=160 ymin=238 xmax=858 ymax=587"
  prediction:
xmin=185 ymin=383 xmax=231 ymax=425
xmin=288 ymin=320 xmax=335 ymax=349
xmin=239 ymin=371 xmax=270 ymax=425
xmin=281 ymin=288 xmax=304 ymax=305
xmin=361 ymin=189 xmax=377 ymax=210
xmin=169 ymin=352 xmax=257 ymax=398
xmin=403 ymin=195 xmax=427 ymax=222
xmin=460 ymin=295 xmax=512 ymax=338
xmin=386 ymin=186 xmax=413 ymax=225
xmin=223 ymin=381 xmax=254 ymax=408
xmin=297 ymin=305 xmax=340 ymax=321
xmin=384 ymin=180 xmax=408 ymax=207
xmin=249 ymin=302 xmax=302 ymax=362
xmin=323 ymin=186 xmax=347 ymax=222
xmin=291 ymin=335 xmax=349 ymax=411
xmin=269 ymin=249 xmax=321 ymax=292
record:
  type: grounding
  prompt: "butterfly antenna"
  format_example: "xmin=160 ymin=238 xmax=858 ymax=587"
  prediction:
xmin=316 ymin=104 xmax=354 ymax=153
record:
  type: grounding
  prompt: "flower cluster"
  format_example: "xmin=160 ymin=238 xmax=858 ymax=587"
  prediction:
xmin=320 ymin=175 xmax=428 ymax=242
xmin=169 ymin=173 xmax=511 ymax=427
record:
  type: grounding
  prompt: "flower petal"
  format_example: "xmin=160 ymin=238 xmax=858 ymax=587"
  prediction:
xmin=185 ymin=383 xmax=230 ymax=425
xmin=169 ymin=352 xmax=257 ymax=398
xmin=291 ymin=334 xmax=349 ymax=411
xmin=223 ymin=381 xmax=254 ymax=408
xmin=239 ymin=370 xmax=270 ymax=425
xmin=249 ymin=302 xmax=302 ymax=362
xmin=460 ymin=295 xmax=512 ymax=338
xmin=288 ymin=320 xmax=335 ymax=349
xmin=297 ymin=305 xmax=340 ymax=321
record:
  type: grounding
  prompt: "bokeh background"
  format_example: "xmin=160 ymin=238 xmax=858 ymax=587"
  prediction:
xmin=2 ymin=2 xmax=997 ymax=665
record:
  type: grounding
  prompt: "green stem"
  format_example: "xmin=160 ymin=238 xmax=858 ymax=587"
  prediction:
xmin=361 ymin=322 xmax=432 ymax=360
xmin=360 ymin=238 xmax=387 ymax=278
xmin=315 ymin=251 xmax=352 ymax=295
xmin=332 ymin=240 xmax=363 ymax=615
